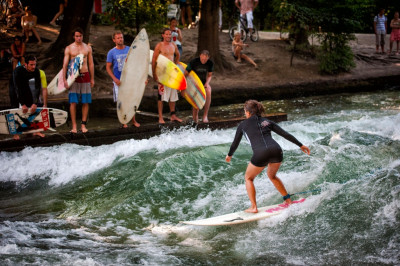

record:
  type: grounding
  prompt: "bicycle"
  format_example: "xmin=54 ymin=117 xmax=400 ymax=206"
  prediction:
xmin=229 ymin=14 xmax=259 ymax=42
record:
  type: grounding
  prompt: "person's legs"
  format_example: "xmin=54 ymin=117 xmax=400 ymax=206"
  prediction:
xmin=50 ymin=3 xmax=64 ymax=25
xmin=158 ymin=100 xmax=165 ymax=124
xmin=131 ymin=115 xmax=140 ymax=127
xmin=396 ymin=40 xmax=400 ymax=54
xmin=234 ymin=46 xmax=242 ymax=62
xmin=267 ymin=162 xmax=292 ymax=204
xmin=192 ymin=108 xmax=199 ymax=123
xmin=241 ymin=54 xmax=257 ymax=68
xmin=244 ymin=162 xmax=265 ymax=213
xmin=81 ymin=103 xmax=89 ymax=133
xmin=381 ymin=34 xmax=385 ymax=53
xmin=389 ymin=40 xmax=393 ymax=54
xmin=31 ymin=28 xmax=42 ymax=44
xmin=23 ymin=29 xmax=29 ymax=42
xmin=169 ymin=101 xmax=182 ymax=122
xmin=375 ymin=34 xmax=380 ymax=53
xmin=70 ymin=102 xmax=77 ymax=133
xmin=202 ymin=85 xmax=211 ymax=122
xmin=181 ymin=6 xmax=186 ymax=27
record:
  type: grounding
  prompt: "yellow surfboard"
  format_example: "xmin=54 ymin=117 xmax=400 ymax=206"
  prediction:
xmin=148 ymin=50 xmax=187 ymax=91
xmin=177 ymin=62 xmax=206 ymax=110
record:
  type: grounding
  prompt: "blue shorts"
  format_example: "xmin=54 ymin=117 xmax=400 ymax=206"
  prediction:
xmin=69 ymin=72 xmax=92 ymax=104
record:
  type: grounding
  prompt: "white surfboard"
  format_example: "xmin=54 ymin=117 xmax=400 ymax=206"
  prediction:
xmin=148 ymin=50 xmax=187 ymax=91
xmin=0 ymin=108 xmax=68 ymax=135
xmin=117 ymin=28 xmax=150 ymax=125
xmin=47 ymin=54 xmax=84 ymax=95
xmin=181 ymin=198 xmax=306 ymax=226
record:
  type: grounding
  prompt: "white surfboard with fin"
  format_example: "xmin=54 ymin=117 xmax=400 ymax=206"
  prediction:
xmin=181 ymin=198 xmax=306 ymax=226
xmin=117 ymin=28 xmax=150 ymax=125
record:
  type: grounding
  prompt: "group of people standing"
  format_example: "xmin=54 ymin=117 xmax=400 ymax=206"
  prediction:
xmin=374 ymin=8 xmax=400 ymax=55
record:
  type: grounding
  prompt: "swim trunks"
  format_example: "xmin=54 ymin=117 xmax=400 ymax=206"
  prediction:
xmin=158 ymin=83 xmax=179 ymax=102
xmin=69 ymin=72 xmax=92 ymax=104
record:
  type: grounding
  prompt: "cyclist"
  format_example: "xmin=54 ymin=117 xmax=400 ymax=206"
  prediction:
xmin=235 ymin=0 xmax=258 ymax=34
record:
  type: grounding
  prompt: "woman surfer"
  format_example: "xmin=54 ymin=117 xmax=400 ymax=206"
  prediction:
xmin=225 ymin=100 xmax=310 ymax=213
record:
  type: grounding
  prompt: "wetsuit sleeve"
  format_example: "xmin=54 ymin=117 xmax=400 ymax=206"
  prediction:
xmin=228 ymin=123 xmax=244 ymax=156
xmin=269 ymin=121 xmax=303 ymax=147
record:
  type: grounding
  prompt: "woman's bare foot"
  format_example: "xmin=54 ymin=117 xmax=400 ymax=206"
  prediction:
xmin=13 ymin=135 xmax=20 ymax=140
xmin=245 ymin=207 xmax=258 ymax=213
xmin=202 ymin=117 xmax=209 ymax=123
xmin=284 ymin=198 xmax=293 ymax=205
xmin=159 ymin=118 xmax=165 ymax=124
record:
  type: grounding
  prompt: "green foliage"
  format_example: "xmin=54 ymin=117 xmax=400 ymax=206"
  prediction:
xmin=317 ymin=33 xmax=356 ymax=74
xmin=271 ymin=0 xmax=375 ymax=74
xmin=103 ymin=0 xmax=168 ymax=35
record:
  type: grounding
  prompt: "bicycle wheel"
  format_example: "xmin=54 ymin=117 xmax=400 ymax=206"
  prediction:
xmin=250 ymin=27 xmax=259 ymax=42
xmin=229 ymin=26 xmax=247 ymax=42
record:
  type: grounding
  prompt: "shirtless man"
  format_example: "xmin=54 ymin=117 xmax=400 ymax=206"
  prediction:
xmin=152 ymin=28 xmax=182 ymax=124
xmin=63 ymin=27 xmax=95 ymax=133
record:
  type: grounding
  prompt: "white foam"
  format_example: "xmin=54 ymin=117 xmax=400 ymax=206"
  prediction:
xmin=0 ymin=128 xmax=234 ymax=186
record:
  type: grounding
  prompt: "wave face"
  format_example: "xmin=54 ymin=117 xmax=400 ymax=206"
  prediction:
xmin=1 ymin=90 xmax=399 ymax=265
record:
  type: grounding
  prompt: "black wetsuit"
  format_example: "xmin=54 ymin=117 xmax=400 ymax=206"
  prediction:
xmin=228 ymin=115 xmax=303 ymax=167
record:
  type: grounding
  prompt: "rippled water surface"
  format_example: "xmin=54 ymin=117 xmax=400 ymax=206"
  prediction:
xmin=1 ymin=89 xmax=399 ymax=265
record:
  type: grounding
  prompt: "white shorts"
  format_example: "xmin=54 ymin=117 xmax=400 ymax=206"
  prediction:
xmin=113 ymin=82 xmax=119 ymax=102
xmin=242 ymin=11 xmax=254 ymax=29
xmin=159 ymin=84 xmax=179 ymax=102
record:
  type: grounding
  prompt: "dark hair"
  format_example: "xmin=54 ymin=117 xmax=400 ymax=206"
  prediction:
xmin=72 ymin=27 xmax=84 ymax=36
xmin=162 ymin=28 xmax=171 ymax=34
xmin=170 ymin=17 xmax=177 ymax=22
xmin=200 ymin=50 xmax=210 ymax=56
xmin=14 ymin=35 xmax=23 ymax=42
xmin=244 ymin=100 xmax=265 ymax=116
xmin=25 ymin=6 xmax=31 ymax=11
xmin=25 ymin=55 xmax=37 ymax=62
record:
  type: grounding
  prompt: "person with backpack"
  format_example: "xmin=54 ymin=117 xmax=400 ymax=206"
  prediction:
xmin=374 ymin=8 xmax=388 ymax=54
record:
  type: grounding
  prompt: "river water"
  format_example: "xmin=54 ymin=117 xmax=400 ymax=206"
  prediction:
xmin=1 ymin=89 xmax=399 ymax=265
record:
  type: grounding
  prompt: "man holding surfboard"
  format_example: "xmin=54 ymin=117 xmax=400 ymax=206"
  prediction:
xmin=152 ymin=28 xmax=183 ymax=124
xmin=184 ymin=50 xmax=214 ymax=123
xmin=63 ymin=27 xmax=94 ymax=133
xmin=106 ymin=31 xmax=140 ymax=128
xmin=13 ymin=55 xmax=47 ymax=139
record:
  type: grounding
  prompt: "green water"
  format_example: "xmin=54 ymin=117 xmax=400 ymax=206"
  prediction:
xmin=0 ymin=89 xmax=399 ymax=265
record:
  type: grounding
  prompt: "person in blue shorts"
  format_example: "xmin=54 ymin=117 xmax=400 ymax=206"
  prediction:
xmin=63 ymin=27 xmax=94 ymax=133
xmin=225 ymin=100 xmax=310 ymax=213
xmin=106 ymin=31 xmax=140 ymax=128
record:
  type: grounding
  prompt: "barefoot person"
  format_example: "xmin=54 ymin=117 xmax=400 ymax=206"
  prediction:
xmin=63 ymin=27 xmax=94 ymax=133
xmin=14 ymin=55 xmax=48 ymax=139
xmin=152 ymin=28 xmax=182 ymax=124
xmin=232 ymin=32 xmax=257 ymax=68
xmin=184 ymin=50 xmax=213 ymax=123
xmin=106 ymin=31 xmax=140 ymax=128
xmin=389 ymin=11 xmax=400 ymax=55
xmin=225 ymin=100 xmax=310 ymax=213
xmin=21 ymin=6 xmax=42 ymax=44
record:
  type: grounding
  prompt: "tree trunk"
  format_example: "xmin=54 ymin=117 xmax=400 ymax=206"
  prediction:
xmin=46 ymin=0 xmax=94 ymax=65
xmin=198 ymin=0 xmax=232 ymax=72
